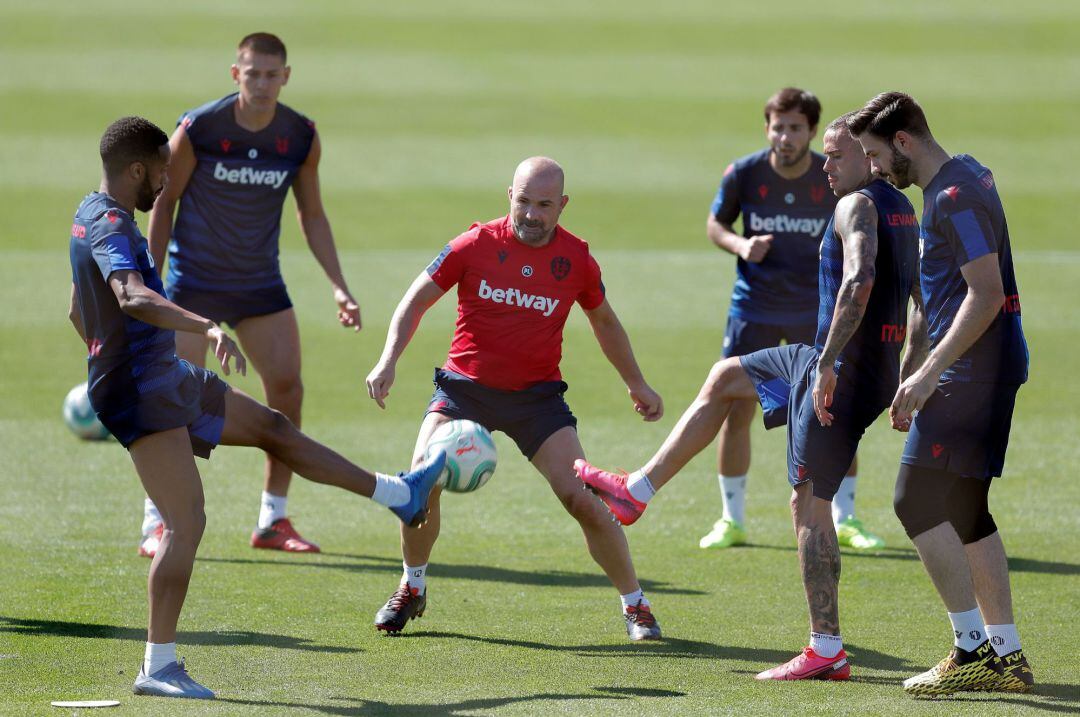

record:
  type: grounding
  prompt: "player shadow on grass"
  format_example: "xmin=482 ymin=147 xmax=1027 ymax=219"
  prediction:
xmin=741 ymin=544 xmax=1080 ymax=576
xmin=398 ymin=631 xmax=919 ymax=673
xmin=218 ymin=686 xmax=684 ymax=715
xmin=197 ymin=553 xmax=706 ymax=595
xmin=0 ymin=616 xmax=360 ymax=654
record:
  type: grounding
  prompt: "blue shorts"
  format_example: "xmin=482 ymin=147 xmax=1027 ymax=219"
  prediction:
xmin=425 ymin=368 xmax=577 ymax=459
xmin=722 ymin=315 xmax=817 ymax=358
xmin=95 ymin=359 xmax=229 ymax=458
xmin=740 ymin=344 xmax=886 ymax=500
xmin=167 ymin=284 xmax=292 ymax=328
xmin=902 ymin=381 xmax=1019 ymax=479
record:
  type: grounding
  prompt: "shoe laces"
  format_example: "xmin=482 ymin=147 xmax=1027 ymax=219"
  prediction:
xmin=625 ymin=600 xmax=656 ymax=628
xmin=386 ymin=583 xmax=417 ymax=610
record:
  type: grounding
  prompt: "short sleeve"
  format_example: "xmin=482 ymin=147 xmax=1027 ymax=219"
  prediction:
xmin=426 ymin=229 xmax=474 ymax=291
xmin=89 ymin=213 xmax=140 ymax=281
xmin=576 ymin=253 xmax=605 ymax=310
xmin=710 ymin=162 xmax=741 ymax=223
xmin=936 ymin=187 xmax=996 ymax=265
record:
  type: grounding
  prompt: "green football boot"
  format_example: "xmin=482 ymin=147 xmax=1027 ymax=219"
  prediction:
xmin=835 ymin=517 xmax=885 ymax=550
xmin=699 ymin=518 xmax=747 ymax=549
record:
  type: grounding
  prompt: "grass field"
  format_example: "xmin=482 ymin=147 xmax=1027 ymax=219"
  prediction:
xmin=1 ymin=1 xmax=1079 ymax=714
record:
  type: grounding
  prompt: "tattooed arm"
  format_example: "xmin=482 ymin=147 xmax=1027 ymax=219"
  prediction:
xmin=812 ymin=192 xmax=878 ymax=426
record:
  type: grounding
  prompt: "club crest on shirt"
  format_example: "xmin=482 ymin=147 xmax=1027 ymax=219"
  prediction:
xmin=497 ymin=250 xmax=508 ymax=264
xmin=550 ymin=257 xmax=571 ymax=280
xmin=220 ymin=138 xmax=232 ymax=153
xmin=276 ymin=136 xmax=289 ymax=155
xmin=810 ymin=184 xmax=827 ymax=204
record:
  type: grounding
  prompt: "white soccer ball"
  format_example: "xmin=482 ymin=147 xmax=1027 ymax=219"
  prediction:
xmin=63 ymin=382 xmax=110 ymax=441
xmin=424 ymin=419 xmax=497 ymax=493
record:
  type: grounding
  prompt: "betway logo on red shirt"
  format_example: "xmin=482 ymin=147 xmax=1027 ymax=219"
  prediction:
xmin=747 ymin=211 xmax=827 ymax=237
xmin=213 ymin=162 xmax=290 ymax=188
xmin=477 ymin=279 xmax=559 ymax=317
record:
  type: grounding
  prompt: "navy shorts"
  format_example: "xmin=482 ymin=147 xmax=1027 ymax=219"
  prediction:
xmin=95 ymin=359 xmax=229 ymax=458
xmin=740 ymin=344 xmax=886 ymax=500
xmin=902 ymin=381 xmax=1019 ymax=479
xmin=167 ymin=284 xmax=293 ymax=328
xmin=722 ymin=314 xmax=817 ymax=358
xmin=425 ymin=368 xmax=577 ymax=459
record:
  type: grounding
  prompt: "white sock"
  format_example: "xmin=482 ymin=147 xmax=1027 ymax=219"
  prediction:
xmin=949 ymin=608 xmax=985 ymax=651
xmin=832 ymin=475 xmax=857 ymax=525
xmin=143 ymin=641 xmax=177 ymax=676
xmin=719 ymin=474 xmax=747 ymax=525
xmin=810 ymin=631 xmax=843 ymax=659
xmin=142 ymin=497 xmax=162 ymax=536
xmin=986 ymin=623 xmax=1021 ymax=656
xmin=403 ymin=563 xmax=427 ymax=594
xmin=257 ymin=491 xmax=287 ymax=530
xmin=371 ymin=473 xmax=410 ymax=508
xmin=620 ymin=589 xmax=649 ymax=612
xmin=626 ymin=471 xmax=656 ymax=504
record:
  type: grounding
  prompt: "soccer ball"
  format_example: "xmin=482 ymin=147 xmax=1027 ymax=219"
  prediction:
xmin=424 ymin=419 xmax=497 ymax=493
xmin=63 ymin=382 xmax=109 ymax=441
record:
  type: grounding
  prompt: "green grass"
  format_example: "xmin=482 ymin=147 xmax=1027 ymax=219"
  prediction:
xmin=1 ymin=1 xmax=1078 ymax=714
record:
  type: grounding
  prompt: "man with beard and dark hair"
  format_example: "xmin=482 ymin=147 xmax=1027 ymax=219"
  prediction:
xmin=849 ymin=91 xmax=1033 ymax=697
xmin=576 ymin=115 xmax=921 ymax=681
xmin=702 ymin=88 xmax=883 ymax=552
xmin=365 ymin=157 xmax=666 ymax=642
xmin=68 ymin=116 xmax=445 ymax=700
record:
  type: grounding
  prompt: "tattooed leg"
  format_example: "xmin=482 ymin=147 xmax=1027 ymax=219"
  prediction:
xmin=792 ymin=484 xmax=842 ymax=635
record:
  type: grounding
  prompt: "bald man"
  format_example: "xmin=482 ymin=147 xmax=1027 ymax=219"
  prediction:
xmin=365 ymin=157 xmax=666 ymax=640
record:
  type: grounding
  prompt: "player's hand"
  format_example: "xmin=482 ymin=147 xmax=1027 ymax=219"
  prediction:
xmin=890 ymin=369 xmax=937 ymax=431
xmin=739 ymin=234 xmax=774 ymax=263
xmin=206 ymin=324 xmax=246 ymax=377
xmin=365 ymin=361 xmax=395 ymax=409
xmin=334 ymin=287 xmax=362 ymax=332
xmin=628 ymin=382 xmax=664 ymax=422
xmin=812 ymin=363 xmax=837 ymax=426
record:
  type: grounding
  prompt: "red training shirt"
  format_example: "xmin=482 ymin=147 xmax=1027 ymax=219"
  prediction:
xmin=426 ymin=215 xmax=605 ymax=391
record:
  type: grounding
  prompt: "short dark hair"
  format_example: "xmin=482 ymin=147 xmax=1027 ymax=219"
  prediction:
xmin=99 ymin=116 xmax=169 ymax=177
xmin=764 ymin=87 xmax=821 ymax=128
xmin=238 ymin=32 xmax=287 ymax=62
xmin=847 ymin=92 xmax=931 ymax=140
xmin=825 ymin=111 xmax=857 ymax=135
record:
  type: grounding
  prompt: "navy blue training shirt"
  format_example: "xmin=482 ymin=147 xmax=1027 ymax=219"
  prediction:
xmin=816 ymin=180 xmax=920 ymax=401
xmin=70 ymin=193 xmax=184 ymax=411
xmin=920 ymin=155 xmax=1028 ymax=384
xmin=711 ymin=149 xmax=838 ymax=325
xmin=167 ymin=93 xmax=316 ymax=291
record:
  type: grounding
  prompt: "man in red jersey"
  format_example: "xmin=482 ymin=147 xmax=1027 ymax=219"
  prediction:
xmin=365 ymin=156 xmax=665 ymax=641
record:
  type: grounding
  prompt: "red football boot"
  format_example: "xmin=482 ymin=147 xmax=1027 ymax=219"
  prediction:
xmin=755 ymin=647 xmax=851 ymax=681
xmin=138 ymin=523 xmax=163 ymax=558
xmin=250 ymin=518 xmax=321 ymax=553
xmin=573 ymin=459 xmax=646 ymax=526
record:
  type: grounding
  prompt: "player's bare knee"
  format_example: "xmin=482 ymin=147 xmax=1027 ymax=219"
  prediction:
xmin=560 ymin=488 xmax=600 ymax=523
xmin=265 ymin=374 xmax=303 ymax=409
xmin=701 ymin=358 xmax=738 ymax=403
xmin=255 ymin=406 xmax=296 ymax=451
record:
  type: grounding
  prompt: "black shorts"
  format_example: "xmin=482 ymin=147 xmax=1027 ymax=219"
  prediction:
xmin=425 ymin=368 xmax=577 ymax=459
xmin=722 ymin=314 xmax=817 ymax=358
xmin=740 ymin=344 xmax=886 ymax=500
xmin=167 ymin=284 xmax=293 ymax=328
xmin=96 ymin=359 xmax=229 ymax=458
xmin=902 ymin=381 xmax=1020 ymax=479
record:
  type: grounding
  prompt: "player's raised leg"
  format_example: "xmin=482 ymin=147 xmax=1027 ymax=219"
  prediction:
xmin=536 ymin=427 xmax=660 ymax=641
xmin=374 ymin=411 xmax=451 ymax=634
xmin=218 ymin=387 xmax=442 ymax=525
xmin=129 ymin=428 xmax=214 ymax=699
xmin=576 ymin=357 xmax=757 ymax=527
xmin=234 ymin=308 xmax=318 ymax=552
